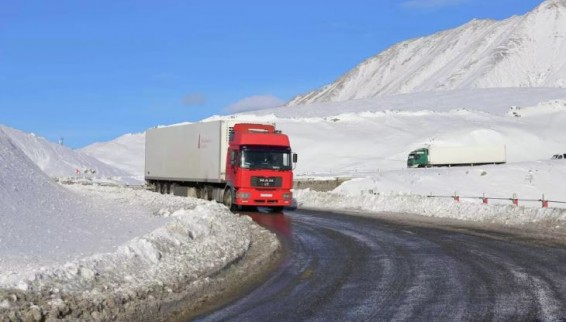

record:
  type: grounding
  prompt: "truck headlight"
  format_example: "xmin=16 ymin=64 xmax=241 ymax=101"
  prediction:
xmin=283 ymin=192 xmax=292 ymax=200
xmin=237 ymin=192 xmax=250 ymax=200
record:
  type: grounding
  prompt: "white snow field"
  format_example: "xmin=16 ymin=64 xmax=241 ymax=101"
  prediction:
xmin=86 ymin=88 xmax=566 ymax=208
xmin=218 ymin=91 xmax=566 ymax=217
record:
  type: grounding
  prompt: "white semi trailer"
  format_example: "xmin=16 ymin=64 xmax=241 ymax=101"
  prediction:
xmin=407 ymin=145 xmax=506 ymax=168
xmin=145 ymin=120 xmax=297 ymax=211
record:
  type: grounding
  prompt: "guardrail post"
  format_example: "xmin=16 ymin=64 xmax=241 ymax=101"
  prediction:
xmin=512 ymin=193 xmax=518 ymax=206
xmin=482 ymin=193 xmax=488 ymax=205
xmin=453 ymin=192 xmax=460 ymax=203
xmin=542 ymin=194 xmax=549 ymax=208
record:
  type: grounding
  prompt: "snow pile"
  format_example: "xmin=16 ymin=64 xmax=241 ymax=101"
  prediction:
xmin=0 ymin=125 xmax=135 ymax=182
xmin=0 ymin=129 xmax=278 ymax=320
xmin=6 ymin=191 xmax=254 ymax=295
xmin=0 ymin=184 xmax=253 ymax=293
xmin=288 ymin=0 xmax=566 ymax=105
xmin=0 ymin=128 xmax=158 ymax=268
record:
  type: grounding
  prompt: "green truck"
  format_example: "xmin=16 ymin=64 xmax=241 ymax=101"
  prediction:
xmin=407 ymin=145 xmax=507 ymax=168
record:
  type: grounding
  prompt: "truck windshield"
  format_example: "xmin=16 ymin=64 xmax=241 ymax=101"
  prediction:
xmin=241 ymin=147 xmax=292 ymax=170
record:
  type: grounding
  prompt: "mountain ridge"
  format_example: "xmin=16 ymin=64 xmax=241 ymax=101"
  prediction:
xmin=288 ymin=0 xmax=566 ymax=106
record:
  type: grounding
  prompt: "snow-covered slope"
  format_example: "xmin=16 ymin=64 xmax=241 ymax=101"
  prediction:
xmin=288 ymin=0 xmax=566 ymax=105
xmin=80 ymin=132 xmax=145 ymax=177
xmin=216 ymin=98 xmax=566 ymax=177
xmin=0 ymin=128 xmax=166 ymax=267
xmin=0 ymin=125 xmax=278 ymax=320
xmin=0 ymin=125 xmax=133 ymax=178
xmin=80 ymin=88 xmax=566 ymax=180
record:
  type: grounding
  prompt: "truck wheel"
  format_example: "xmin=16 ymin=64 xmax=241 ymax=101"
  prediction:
xmin=169 ymin=183 xmax=176 ymax=195
xmin=158 ymin=182 xmax=165 ymax=194
xmin=223 ymin=189 xmax=236 ymax=211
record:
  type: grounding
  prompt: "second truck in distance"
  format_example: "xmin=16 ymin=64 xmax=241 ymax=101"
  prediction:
xmin=145 ymin=120 xmax=297 ymax=212
xmin=407 ymin=144 xmax=506 ymax=168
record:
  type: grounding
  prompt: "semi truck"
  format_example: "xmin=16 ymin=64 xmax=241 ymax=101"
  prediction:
xmin=145 ymin=120 xmax=297 ymax=211
xmin=407 ymin=144 xmax=506 ymax=168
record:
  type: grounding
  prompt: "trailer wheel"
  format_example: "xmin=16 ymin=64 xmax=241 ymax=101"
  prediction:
xmin=158 ymin=182 xmax=165 ymax=194
xmin=160 ymin=182 xmax=169 ymax=194
xmin=169 ymin=183 xmax=176 ymax=195
xmin=223 ymin=189 xmax=235 ymax=211
xmin=196 ymin=186 xmax=203 ymax=199
xmin=205 ymin=186 xmax=213 ymax=201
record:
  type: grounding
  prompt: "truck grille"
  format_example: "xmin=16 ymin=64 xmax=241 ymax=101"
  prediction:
xmin=251 ymin=176 xmax=282 ymax=187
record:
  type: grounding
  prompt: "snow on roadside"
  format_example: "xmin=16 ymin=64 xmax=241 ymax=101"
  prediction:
xmin=294 ymin=154 xmax=566 ymax=232
xmin=295 ymin=188 xmax=566 ymax=232
xmin=0 ymin=185 xmax=276 ymax=320
xmin=5 ymin=186 xmax=253 ymax=294
xmin=0 ymin=128 xmax=280 ymax=320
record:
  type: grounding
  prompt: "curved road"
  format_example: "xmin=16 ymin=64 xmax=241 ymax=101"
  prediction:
xmin=195 ymin=209 xmax=566 ymax=321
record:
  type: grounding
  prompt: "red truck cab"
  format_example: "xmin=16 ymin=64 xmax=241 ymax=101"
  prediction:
xmin=224 ymin=123 xmax=297 ymax=211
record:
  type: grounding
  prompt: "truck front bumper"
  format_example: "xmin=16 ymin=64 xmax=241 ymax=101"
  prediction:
xmin=235 ymin=189 xmax=293 ymax=207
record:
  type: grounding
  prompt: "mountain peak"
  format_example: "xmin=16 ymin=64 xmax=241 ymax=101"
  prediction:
xmin=529 ymin=0 xmax=566 ymax=16
xmin=541 ymin=0 xmax=566 ymax=9
xmin=288 ymin=1 xmax=566 ymax=106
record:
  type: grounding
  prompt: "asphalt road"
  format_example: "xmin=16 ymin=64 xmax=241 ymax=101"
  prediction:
xmin=195 ymin=209 xmax=566 ymax=321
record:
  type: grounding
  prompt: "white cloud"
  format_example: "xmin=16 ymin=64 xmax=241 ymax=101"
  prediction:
xmin=402 ymin=0 xmax=469 ymax=9
xmin=224 ymin=95 xmax=285 ymax=113
xmin=182 ymin=93 xmax=206 ymax=106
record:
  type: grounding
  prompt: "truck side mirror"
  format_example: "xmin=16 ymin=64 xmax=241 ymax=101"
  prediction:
xmin=293 ymin=153 xmax=298 ymax=163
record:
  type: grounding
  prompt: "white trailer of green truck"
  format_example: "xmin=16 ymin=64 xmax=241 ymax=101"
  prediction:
xmin=407 ymin=145 xmax=506 ymax=168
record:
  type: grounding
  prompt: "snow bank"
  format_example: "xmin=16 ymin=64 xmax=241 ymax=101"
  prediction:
xmin=0 ymin=129 xmax=166 ymax=270
xmin=333 ymin=161 xmax=566 ymax=208
xmin=295 ymin=189 xmax=566 ymax=232
xmin=0 ymin=128 xmax=280 ymax=320
xmin=0 ymin=185 xmax=278 ymax=321
xmin=1 ymin=186 xmax=253 ymax=293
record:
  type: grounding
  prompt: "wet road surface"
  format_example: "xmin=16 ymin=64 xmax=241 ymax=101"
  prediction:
xmin=195 ymin=209 xmax=566 ymax=321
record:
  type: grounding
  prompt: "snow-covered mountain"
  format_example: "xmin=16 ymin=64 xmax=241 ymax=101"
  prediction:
xmin=80 ymin=88 xmax=566 ymax=180
xmin=80 ymin=132 xmax=145 ymax=177
xmin=288 ymin=0 xmax=566 ymax=106
xmin=0 ymin=125 xmax=133 ymax=178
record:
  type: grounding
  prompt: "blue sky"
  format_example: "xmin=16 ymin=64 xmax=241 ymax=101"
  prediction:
xmin=0 ymin=0 xmax=543 ymax=148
